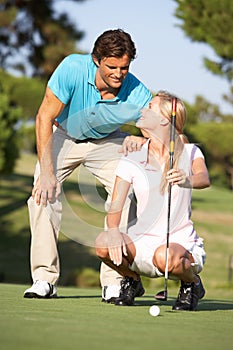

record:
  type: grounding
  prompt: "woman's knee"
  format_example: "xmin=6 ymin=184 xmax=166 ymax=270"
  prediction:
xmin=153 ymin=244 xmax=182 ymax=272
xmin=95 ymin=231 xmax=108 ymax=258
xmin=153 ymin=245 xmax=167 ymax=272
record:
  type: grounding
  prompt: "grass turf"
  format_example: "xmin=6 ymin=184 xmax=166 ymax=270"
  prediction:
xmin=1 ymin=153 xmax=233 ymax=290
xmin=1 ymin=283 xmax=233 ymax=350
xmin=1 ymin=153 xmax=233 ymax=349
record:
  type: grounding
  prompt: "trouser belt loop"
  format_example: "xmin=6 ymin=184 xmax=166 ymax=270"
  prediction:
xmin=74 ymin=138 xmax=96 ymax=144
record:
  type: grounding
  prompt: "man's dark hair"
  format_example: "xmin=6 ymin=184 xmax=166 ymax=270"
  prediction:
xmin=92 ymin=29 xmax=136 ymax=63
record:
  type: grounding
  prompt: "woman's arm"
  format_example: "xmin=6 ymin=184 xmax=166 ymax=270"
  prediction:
xmin=189 ymin=157 xmax=210 ymax=189
xmin=107 ymin=176 xmax=131 ymax=228
xmin=106 ymin=176 xmax=131 ymax=265
xmin=166 ymin=157 xmax=210 ymax=189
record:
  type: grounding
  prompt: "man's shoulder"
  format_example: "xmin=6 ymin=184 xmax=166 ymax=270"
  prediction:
xmin=124 ymin=72 xmax=146 ymax=88
xmin=120 ymin=73 xmax=152 ymax=104
xmin=51 ymin=53 xmax=95 ymax=83
xmin=63 ymin=53 xmax=93 ymax=66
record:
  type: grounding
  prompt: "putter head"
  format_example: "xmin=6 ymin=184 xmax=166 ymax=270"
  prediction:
xmin=154 ymin=290 xmax=167 ymax=301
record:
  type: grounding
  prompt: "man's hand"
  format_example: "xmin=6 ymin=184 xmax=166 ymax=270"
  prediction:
xmin=119 ymin=135 xmax=147 ymax=156
xmin=107 ymin=228 xmax=127 ymax=266
xmin=32 ymin=174 xmax=61 ymax=206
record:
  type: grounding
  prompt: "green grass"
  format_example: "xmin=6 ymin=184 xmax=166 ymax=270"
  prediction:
xmin=0 ymin=154 xmax=105 ymax=285
xmin=1 ymin=154 xmax=233 ymax=349
xmin=1 ymin=153 xmax=233 ymax=290
xmin=1 ymin=283 xmax=233 ymax=350
xmin=191 ymin=187 xmax=233 ymax=290
xmin=192 ymin=185 xmax=233 ymax=213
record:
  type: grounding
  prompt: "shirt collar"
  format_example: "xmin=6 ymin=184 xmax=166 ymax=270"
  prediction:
xmin=88 ymin=58 xmax=120 ymax=102
xmin=88 ymin=58 xmax=97 ymax=86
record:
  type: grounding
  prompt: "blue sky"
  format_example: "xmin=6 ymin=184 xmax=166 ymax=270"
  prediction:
xmin=55 ymin=0 xmax=231 ymax=114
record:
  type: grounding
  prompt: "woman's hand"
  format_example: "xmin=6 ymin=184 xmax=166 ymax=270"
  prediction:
xmin=166 ymin=168 xmax=188 ymax=186
xmin=107 ymin=228 xmax=127 ymax=266
xmin=119 ymin=136 xmax=147 ymax=156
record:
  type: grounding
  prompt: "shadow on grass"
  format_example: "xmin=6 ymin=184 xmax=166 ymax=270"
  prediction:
xmin=134 ymin=296 xmax=233 ymax=311
xmin=52 ymin=295 xmax=233 ymax=311
xmin=134 ymin=296 xmax=175 ymax=307
xmin=0 ymin=172 xmax=103 ymax=285
xmin=0 ymin=173 xmax=32 ymax=215
xmin=56 ymin=295 xmax=100 ymax=299
xmin=20 ymin=289 xmax=233 ymax=311
xmin=198 ymin=299 xmax=233 ymax=311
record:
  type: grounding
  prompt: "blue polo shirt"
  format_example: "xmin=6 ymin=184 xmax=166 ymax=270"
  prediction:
xmin=48 ymin=54 xmax=152 ymax=139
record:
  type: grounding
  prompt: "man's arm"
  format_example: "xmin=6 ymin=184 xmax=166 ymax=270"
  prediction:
xmin=32 ymin=86 xmax=65 ymax=206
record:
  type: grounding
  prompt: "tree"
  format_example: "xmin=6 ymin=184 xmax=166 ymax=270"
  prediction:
xmin=0 ymin=0 xmax=86 ymax=78
xmin=0 ymin=69 xmax=45 ymax=119
xmin=173 ymin=0 xmax=233 ymax=106
xmin=0 ymin=78 xmax=22 ymax=174
xmin=190 ymin=122 xmax=233 ymax=189
xmin=0 ymin=0 xmax=87 ymax=172
xmin=185 ymin=95 xmax=233 ymax=123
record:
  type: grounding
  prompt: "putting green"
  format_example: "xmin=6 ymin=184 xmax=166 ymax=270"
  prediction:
xmin=1 ymin=283 xmax=233 ymax=350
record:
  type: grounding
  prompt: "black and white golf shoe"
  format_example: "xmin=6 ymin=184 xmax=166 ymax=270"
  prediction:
xmin=172 ymin=275 xmax=205 ymax=311
xmin=101 ymin=285 xmax=121 ymax=304
xmin=24 ymin=280 xmax=57 ymax=298
xmin=115 ymin=276 xmax=144 ymax=306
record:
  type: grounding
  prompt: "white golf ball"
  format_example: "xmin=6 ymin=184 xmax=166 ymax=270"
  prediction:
xmin=149 ymin=305 xmax=160 ymax=317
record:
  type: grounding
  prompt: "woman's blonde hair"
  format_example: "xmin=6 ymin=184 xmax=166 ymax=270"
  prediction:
xmin=155 ymin=90 xmax=188 ymax=193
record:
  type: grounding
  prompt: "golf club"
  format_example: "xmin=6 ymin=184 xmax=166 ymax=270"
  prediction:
xmin=155 ymin=97 xmax=177 ymax=301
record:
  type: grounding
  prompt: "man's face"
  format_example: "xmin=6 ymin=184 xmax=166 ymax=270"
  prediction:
xmin=94 ymin=55 xmax=130 ymax=90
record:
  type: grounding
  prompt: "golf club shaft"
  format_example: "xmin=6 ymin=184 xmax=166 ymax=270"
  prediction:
xmin=164 ymin=97 xmax=177 ymax=293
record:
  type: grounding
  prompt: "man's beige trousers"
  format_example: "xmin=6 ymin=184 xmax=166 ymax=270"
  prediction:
xmin=27 ymin=126 xmax=136 ymax=286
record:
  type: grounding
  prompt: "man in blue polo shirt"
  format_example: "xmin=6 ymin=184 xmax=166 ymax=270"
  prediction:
xmin=24 ymin=29 xmax=152 ymax=301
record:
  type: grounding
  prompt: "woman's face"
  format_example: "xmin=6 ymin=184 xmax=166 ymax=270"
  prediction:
xmin=148 ymin=96 xmax=161 ymax=112
xmin=136 ymin=96 xmax=166 ymax=131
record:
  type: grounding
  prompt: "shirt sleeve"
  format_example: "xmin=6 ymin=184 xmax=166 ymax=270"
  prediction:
xmin=192 ymin=144 xmax=205 ymax=161
xmin=48 ymin=55 xmax=78 ymax=104
xmin=116 ymin=141 xmax=149 ymax=183
xmin=115 ymin=157 xmax=134 ymax=184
